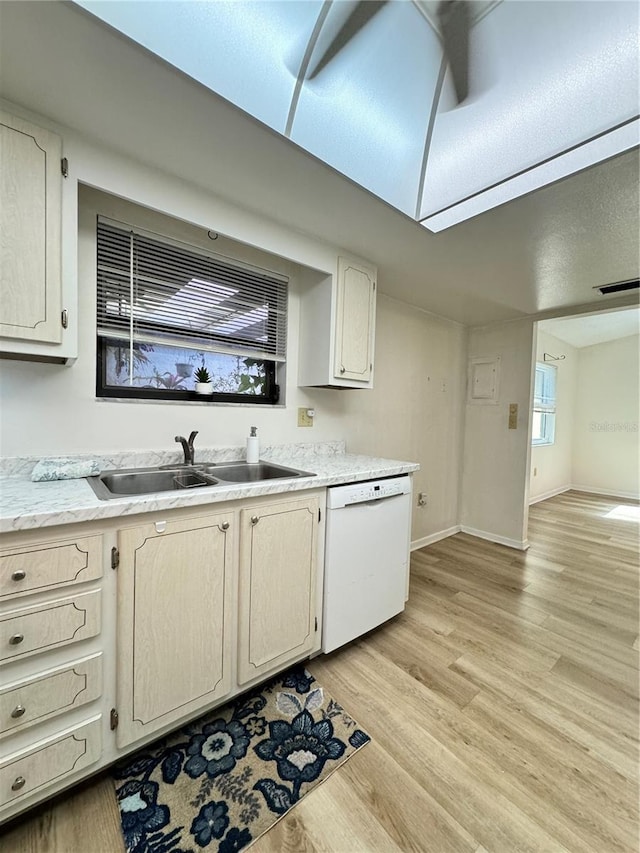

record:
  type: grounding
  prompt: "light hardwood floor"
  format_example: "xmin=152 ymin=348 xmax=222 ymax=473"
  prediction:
xmin=3 ymin=491 xmax=638 ymax=852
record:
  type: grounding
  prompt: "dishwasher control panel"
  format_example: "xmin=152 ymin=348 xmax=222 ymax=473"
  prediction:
xmin=327 ymin=475 xmax=411 ymax=509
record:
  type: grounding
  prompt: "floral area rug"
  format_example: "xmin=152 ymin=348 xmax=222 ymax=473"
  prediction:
xmin=112 ymin=666 xmax=370 ymax=852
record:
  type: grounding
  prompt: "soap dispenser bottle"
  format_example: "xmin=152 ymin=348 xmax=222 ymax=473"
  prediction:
xmin=246 ymin=426 xmax=259 ymax=464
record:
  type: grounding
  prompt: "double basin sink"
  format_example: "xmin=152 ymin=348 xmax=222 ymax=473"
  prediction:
xmin=87 ymin=461 xmax=315 ymax=501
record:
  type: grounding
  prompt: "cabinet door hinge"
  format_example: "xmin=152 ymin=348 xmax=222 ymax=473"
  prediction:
xmin=318 ymin=508 xmax=321 ymax=523
xmin=61 ymin=309 xmax=68 ymax=329
xmin=61 ymin=157 xmax=69 ymax=178
xmin=111 ymin=547 xmax=120 ymax=569
xmin=314 ymin=617 xmax=318 ymax=632
xmin=110 ymin=708 xmax=119 ymax=730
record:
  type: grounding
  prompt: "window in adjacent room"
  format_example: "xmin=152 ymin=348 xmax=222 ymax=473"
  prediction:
xmin=531 ymin=362 xmax=557 ymax=445
xmin=96 ymin=218 xmax=287 ymax=404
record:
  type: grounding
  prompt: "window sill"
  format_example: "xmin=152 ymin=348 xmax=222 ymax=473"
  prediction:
xmin=96 ymin=396 xmax=285 ymax=409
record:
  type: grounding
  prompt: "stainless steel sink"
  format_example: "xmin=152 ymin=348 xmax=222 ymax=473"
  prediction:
xmin=86 ymin=461 xmax=315 ymax=500
xmin=199 ymin=462 xmax=314 ymax=483
xmin=88 ymin=467 xmax=219 ymax=500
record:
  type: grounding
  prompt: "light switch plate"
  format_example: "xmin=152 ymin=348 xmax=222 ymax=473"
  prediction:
xmin=298 ymin=407 xmax=313 ymax=427
xmin=508 ymin=403 xmax=518 ymax=429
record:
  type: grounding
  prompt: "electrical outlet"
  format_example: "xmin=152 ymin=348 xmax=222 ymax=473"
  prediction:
xmin=417 ymin=492 xmax=427 ymax=506
xmin=297 ymin=407 xmax=313 ymax=427
xmin=508 ymin=403 xmax=518 ymax=429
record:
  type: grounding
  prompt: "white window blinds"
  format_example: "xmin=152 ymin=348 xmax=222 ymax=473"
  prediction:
xmin=96 ymin=218 xmax=288 ymax=362
xmin=532 ymin=362 xmax=557 ymax=445
xmin=533 ymin=363 xmax=557 ymax=413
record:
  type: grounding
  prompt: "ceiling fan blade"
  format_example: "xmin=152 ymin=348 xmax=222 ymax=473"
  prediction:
xmin=308 ymin=0 xmax=387 ymax=79
xmin=437 ymin=0 xmax=470 ymax=103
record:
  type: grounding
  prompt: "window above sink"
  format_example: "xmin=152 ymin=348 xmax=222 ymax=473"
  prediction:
xmin=96 ymin=217 xmax=288 ymax=405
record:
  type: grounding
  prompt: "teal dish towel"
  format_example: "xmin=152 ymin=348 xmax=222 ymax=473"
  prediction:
xmin=31 ymin=457 xmax=102 ymax=482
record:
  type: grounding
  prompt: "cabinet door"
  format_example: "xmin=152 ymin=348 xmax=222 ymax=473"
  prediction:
xmin=333 ymin=257 xmax=376 ymax=383
xmin=0 ymin=110 xmax=62 ymax=343
xmin=238 ymin=497 xmax=318 ymax=685
xmin=116 ymin=513 xmax=233 ymax=748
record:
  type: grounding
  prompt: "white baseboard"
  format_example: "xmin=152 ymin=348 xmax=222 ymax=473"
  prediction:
xmin=529 ymin=485 xmax=571 ymax=505
xmin=570 ymin=485 xmax=640 ymax=501
xmin=459 ymin=525 xmax=530 ymax=551
xmin=411 ymin=525 xmax=461 ymax=551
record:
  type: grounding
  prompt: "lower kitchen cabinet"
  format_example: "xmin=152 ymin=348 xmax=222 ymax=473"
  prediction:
xmin=0 ymin=488 xmax=325 ymax=823
xmin=237 ymin=496 xmax=319 ymax=685
xmin=0 ymin=716 xmax=102 ymax=809
xmin=115 ymin=512 xmax=233 ymax=748
xmin=0 ymin=654 xmax=102 ymax=738
xmin=0 ymin=525 xmax=105 ymax=823
xmin=0 ymin=590 xmax=101 ymax=665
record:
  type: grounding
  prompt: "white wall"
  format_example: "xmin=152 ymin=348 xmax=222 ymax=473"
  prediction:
xmin=317 ymin=295 xmax=466 ymax=544
xmin=529 ymin=330 xmax=578 ymax=502
xmin=0 ymin=142 xmax=465 ymax=546
xmin=461 ymin=319 xmax=535 ymax=548
xmin=572 ymin=334 xmax=639 ymax=498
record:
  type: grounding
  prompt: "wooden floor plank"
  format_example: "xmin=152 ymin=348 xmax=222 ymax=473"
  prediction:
xmin=311 ymin=648 xmax=580 ymax=853
xmin=0 ymin=774 xmax=123 ymax=853
xmin=450 ymin=653 xmax=639 ymax=780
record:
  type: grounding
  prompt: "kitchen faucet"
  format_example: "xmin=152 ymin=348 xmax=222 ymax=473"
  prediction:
xmin=175 ymin=431 xmax=198 ymax=465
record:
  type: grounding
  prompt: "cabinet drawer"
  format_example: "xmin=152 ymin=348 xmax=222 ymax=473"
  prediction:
xmin=0 ymin=591 xmax=101 ymax=664
xmin=0 ymin=716 xmax=102 ymax=808
xmin=0 ymin=535 xmax=102 ymax=600
xmin=0 ymin=654 xmax=102 ymax=737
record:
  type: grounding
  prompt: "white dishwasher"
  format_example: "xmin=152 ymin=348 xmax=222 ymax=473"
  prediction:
xmin=322 ymin=475 xmax=412 ymax=653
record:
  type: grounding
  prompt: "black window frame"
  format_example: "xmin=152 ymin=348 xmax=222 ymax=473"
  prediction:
xmin=96 ymin=342 xmax=280 ymax=404
xmin=95 ymin=217 xmax=286 ymax=405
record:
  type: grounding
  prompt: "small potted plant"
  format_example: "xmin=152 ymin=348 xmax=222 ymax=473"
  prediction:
xmin=194 ymin=364 xmax=213 ymax=395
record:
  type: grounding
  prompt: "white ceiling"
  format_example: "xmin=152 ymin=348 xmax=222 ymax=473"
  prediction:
xmin=539 ymin=307 xmax=640 ymax=349
xmin=0 ymin=0 xmax=638 ymax=327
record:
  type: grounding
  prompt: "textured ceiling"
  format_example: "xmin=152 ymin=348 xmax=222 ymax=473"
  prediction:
xmin=0 ymin=0 xmax=638 ymax=326
xmin=539 ymin=307 xmax=640 ymax=349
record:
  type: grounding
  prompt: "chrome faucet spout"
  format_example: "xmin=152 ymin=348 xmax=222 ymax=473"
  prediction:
xmin=188 ymin=430 xmax=198 ymax=463
xmin=175 ymin=431 xmax=198 ymax=465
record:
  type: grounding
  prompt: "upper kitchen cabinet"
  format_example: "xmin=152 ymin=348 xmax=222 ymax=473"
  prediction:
xmin=298 ymin=256 xmax=377 ymax=389
xmin=0 ymin=110 xmax=64 ymax=347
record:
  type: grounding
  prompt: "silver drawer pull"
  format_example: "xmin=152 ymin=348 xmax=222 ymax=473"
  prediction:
xmin=11 ymin=776 xmax=26 ymax=791
xmin=221 ymin=521 xmax=230 ymax=531
xmin=11 ymin=570 xmax=26 ymax=582
xmin=250 ymin=515 xmax=259 ymax=525
xmin=339 ymin=365 xmax=346 ymax=374
xmin=9 ymin=633 xmax=24 ymax=646
xmin=11 ymin=705 xmax=26 ymax=719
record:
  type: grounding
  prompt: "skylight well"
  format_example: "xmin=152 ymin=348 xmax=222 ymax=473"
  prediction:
xmin=77 ymin=0 xmax=640 ymax=231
